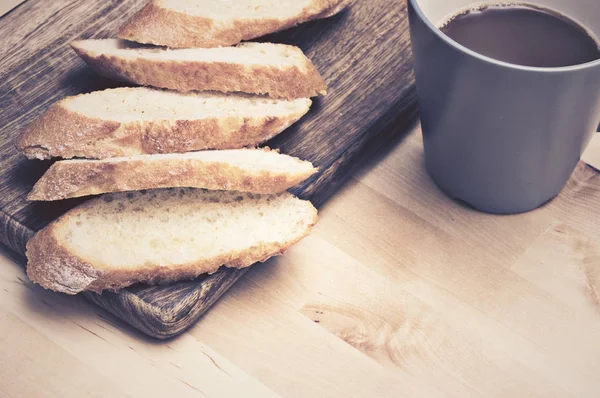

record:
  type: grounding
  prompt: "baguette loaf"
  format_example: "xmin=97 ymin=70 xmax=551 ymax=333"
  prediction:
xmin=28 ymin=148 xmax=317 ymax=201
xmin=16 ymin=87 xmax=311 ymax=160
xmin=118 ymin=0 xmax=353 ymax=48
xmin=71 ymin=40 xmax=327 ymax=99
xmin=26 ymin=189 xmax=318 ymax=294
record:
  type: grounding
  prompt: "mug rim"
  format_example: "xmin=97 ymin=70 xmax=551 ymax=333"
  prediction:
xmin=409 ymin=0 xmax=600 ymax=73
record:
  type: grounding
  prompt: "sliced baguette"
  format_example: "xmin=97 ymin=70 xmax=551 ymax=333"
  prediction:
xmin=26 ymin=189 xmax=318 ymax=294
xmin=118 ymin=0 xmax=353 ymax=48
xmin=28 ymin=148 xmax=317 ymax=201
xmin=71 ymin=40 xmax=327 ymax=99
xmin=15 ymin=87 xmax=311 ymax=160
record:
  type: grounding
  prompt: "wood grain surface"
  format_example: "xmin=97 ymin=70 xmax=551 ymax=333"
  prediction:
xmin=2 ymin=127 xmax=600 ymax=397
xmin=0 ymin=0 xmax=417 ymax=338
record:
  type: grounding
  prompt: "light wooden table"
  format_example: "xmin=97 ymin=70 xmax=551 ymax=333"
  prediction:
xmin=2 ymin=123 xmax=600 ymax=397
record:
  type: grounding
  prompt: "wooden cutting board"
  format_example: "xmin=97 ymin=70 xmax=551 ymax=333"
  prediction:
xmin=0 ymin=0 xmax=417 ymax=338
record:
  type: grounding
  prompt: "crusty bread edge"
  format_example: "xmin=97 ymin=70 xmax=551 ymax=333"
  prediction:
xmin=15 ymin=101 xmax=124 ymax=160
xmin=118 ymin=2 xmax=229 ymax=48
xmin=71 ymin=41 xmax=327 ymax=99
xmin=26 ymin=195 xmax=318 ymax=295
xmin=118 ymin=0 xmax=353 ymax=48
xmin=28 ymin=149 xmax=318 ymax=201
xmin=15 ymin=88 xmax=312 ymax=160
xmin=26 ymin=224 xmax=105 ymax=295
xmin=318 ymin=0 xmax=355 ymax=18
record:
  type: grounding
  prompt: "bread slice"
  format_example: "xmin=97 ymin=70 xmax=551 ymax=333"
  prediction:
xmin=28 ymin=148 xmax=317 ymax=201
xmin=26 ymin=189 xmax=318 ymax=294
xmin=118 ymin=0 xmax=354 ymax=48
xmin=15 ymin=87 xmax=311 ymax=160
xmin=71 ymin=40 xmax=327 ymax=99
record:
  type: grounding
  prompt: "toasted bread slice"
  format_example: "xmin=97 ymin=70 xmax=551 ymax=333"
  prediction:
xmin=71 ymin=40 xmax=327 ymax=99
xmin=15 ymin=87 xmax=311 ymax=160
xmin=118 ymin=0 xmax=353 ymax=48
xmin=26 ymin=189 xmax=318 ymax=294
xmin=28 ymin=148 xmax=317 ymax=201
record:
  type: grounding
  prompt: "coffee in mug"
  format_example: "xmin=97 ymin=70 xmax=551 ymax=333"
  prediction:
xmin=440 ymin=4 xmax=600 ymax=68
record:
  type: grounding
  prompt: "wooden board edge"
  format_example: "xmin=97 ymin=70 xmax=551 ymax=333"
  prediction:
xmin=0 ymin=207 xmax=33 ymax=255
xmin=83 ymin=268 xmax=250 ymax=339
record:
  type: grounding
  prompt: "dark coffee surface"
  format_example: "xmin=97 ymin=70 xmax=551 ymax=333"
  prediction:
xmin=440 ymin=3 xmax=600 ymax=67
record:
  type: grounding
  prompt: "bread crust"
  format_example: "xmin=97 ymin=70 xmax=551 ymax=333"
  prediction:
xmin=118 ymin=0 xmax=354 ymax=48
xmin=71 ymin=42 xmax=327 ymax=99
xmin=25 ymin=194 xmax=318 ymax=294
xmin=26 ymin=225 xmax=103 ymax=295
xmin=27 ymin=149 xmax=317 ymax=201
xmin=15 ymin=90 xmax=311 ymax=160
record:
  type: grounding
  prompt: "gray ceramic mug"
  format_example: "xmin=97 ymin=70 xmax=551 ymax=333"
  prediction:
xmin=408 ymin=0 xmax=600 ymax=214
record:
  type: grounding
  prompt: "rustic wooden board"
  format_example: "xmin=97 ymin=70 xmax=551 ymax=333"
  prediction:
xmin=0 ymin=0 xmax=417 ymax=338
